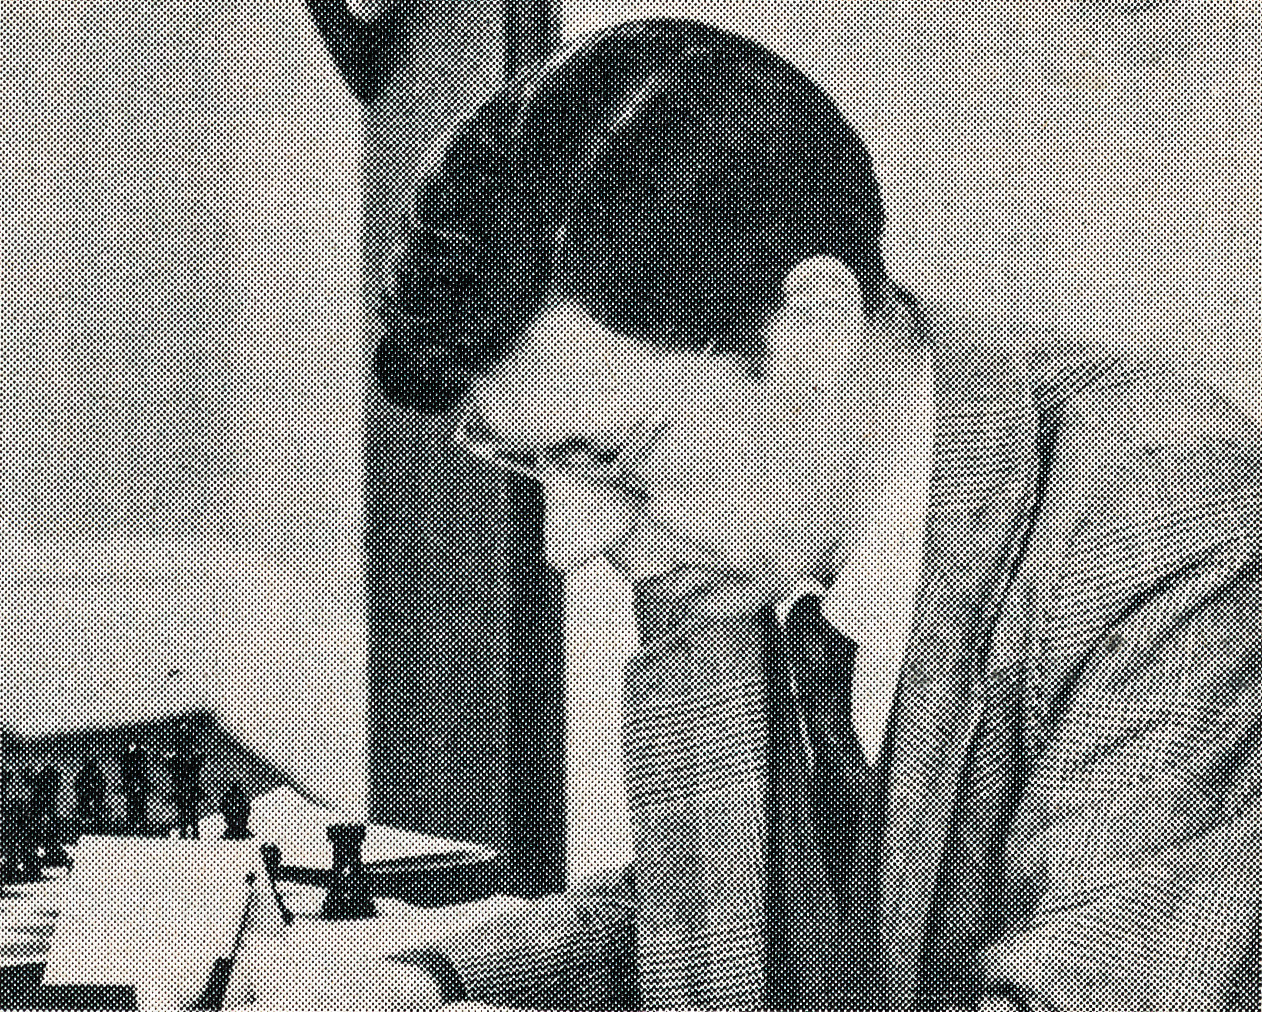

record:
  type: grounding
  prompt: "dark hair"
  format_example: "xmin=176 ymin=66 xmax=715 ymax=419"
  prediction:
xmin=375 ymin=18 xmax=888 ymax=412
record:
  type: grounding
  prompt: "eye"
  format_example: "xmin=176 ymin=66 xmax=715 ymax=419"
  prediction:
xmin=497 ymin=447 xmax=541 ymax=471
xmin=545 ymin=439 xmax=620 ymax=472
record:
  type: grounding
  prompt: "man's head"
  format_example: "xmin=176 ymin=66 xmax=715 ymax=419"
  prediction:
xmin=376 ymin=18 xmax=927 ymax=615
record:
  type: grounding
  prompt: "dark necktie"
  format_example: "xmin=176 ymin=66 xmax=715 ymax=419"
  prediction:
xmin=781 ymin=594 xmax=875 ymax=914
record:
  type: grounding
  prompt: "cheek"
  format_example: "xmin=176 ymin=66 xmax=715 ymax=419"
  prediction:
xmin=648 ymin=479 xmax=834 ymax=578
xmin=654 ymin=420 xmax=832 ymax=532
xmin=484 ymin=318 xmax=673 ymax=448
xmin=642 ymin=416 xmax=846 ymax=584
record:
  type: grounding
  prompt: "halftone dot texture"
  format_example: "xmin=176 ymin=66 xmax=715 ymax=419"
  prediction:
xmin=5 ymin=1 xmax=1262 ymax=1010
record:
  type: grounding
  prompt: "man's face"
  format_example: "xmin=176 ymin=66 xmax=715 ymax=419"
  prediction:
xmin=466 ymin=294 xmax=874 ymax=616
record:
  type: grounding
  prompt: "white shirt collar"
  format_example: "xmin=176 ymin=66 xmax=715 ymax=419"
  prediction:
xmin=776 ymin=351 xmax=935 ymax=763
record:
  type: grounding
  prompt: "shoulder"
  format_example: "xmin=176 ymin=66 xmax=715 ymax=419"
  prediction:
xmin=921 ymin=300 xmax=1262 ymax=570
xmin=1020 ymin=336 xmax=1262 ymax=658
xmin=1032 ymin=335 xmax=1261 ymax=448
xmin=928 ymin=297 xmax=1262 ymax=637
xmin=1032 ymin=338 xmax=1262 ymax=535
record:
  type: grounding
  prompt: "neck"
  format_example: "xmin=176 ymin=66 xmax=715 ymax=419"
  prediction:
xmin=835 ymin=338 xmax=935 ymax=575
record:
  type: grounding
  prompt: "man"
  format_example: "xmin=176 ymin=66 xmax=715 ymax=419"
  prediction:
xmin=372 ymin=18 xmax=1262 ymax=1011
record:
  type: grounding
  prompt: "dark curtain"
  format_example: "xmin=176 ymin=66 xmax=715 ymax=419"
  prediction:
xmin=306 ymin=0 xmax=565 ymax=898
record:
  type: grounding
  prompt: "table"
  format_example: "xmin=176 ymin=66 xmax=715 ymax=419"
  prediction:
xmin=2 ymin=873 xmax=517 ymax=1009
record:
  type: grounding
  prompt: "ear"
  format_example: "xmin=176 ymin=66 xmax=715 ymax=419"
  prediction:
xmin=766 ymin=256 xmax=865 ymax=389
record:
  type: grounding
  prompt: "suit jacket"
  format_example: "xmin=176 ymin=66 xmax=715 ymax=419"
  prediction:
xmin=432 ymin=308 xmax=1262 ymax=1010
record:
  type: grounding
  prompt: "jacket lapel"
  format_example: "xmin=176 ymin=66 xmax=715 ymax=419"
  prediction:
xmin=879 ymin=314 xmax=1042 ymax=1008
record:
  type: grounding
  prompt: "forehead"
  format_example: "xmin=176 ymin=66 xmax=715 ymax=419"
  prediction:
xmin=469 ymin=300 xmax=685 ymax=449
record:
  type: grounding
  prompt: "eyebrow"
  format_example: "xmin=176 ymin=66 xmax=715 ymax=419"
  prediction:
xmin=462 ymin=406 xmax=618 ymax=464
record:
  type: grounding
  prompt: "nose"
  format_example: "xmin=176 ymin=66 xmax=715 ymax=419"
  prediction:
xmin=540 ymin=469 xmax=637 ymax=573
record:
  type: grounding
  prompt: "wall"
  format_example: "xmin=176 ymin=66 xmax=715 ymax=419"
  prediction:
xmin=558 ymin=0 xmax=1262 ymax=885
xmin=0 ymin=0 xmax=367 ymax=812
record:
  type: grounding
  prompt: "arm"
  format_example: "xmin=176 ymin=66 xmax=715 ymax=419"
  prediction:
xmin=395 ymin=864 xmax=637 ymax=1009
xmin=980 ymin=552 xmax=1262 ymax=1011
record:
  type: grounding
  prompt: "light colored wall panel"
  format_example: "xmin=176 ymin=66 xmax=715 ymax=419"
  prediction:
xmin=0 ymin=0 xmax=366 ymax=811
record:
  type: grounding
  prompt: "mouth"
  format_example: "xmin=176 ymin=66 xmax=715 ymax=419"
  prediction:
xmin=604 ymin=519 xmax=725 ymax=584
